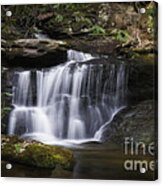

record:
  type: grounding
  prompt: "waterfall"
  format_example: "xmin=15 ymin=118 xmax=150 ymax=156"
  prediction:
xmin=8 ymin=50 xmax=128 ymax=144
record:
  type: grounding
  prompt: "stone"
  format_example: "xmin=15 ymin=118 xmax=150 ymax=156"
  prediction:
xmin=1 ymin=135 xmax=74 ymax=170
xmin=101 ymin=100 xmax=156 ymax=145
xmin=2 ymin=39 xmax=68 ymax=68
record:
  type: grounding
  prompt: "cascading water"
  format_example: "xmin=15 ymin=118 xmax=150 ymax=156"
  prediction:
xmin=8 ymin=50 xmax=128 ymax=145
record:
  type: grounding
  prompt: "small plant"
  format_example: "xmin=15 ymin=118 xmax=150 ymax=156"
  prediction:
xmin=1 ymin=92 xmax=12 ymax=118
xmin=14 ymin=144 xmax=21 ymax=154
xmin=115 ymin=30 xmax=130 ymax=42
xmin=55 ymin=14 xmax=64 ymax=23
xmin=91 ymin=25 xmax=106 ymax=35
xmin=109 ymin=29 xmax=130 ymax=43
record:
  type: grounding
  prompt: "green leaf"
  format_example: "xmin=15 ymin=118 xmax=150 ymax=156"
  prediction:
xmin=15 ymin=144 xmax=21 ymax=154
xmin=91 ymin=25 xmax=106 ymax=35
xmin=111 ymin=30 xmax=130 ymax=42
xmin=55 ymin=14 xmax=64 ymax=23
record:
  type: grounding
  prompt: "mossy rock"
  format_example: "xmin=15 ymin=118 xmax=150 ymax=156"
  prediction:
xmin=1 ymin=135 xmax=74 ymax=170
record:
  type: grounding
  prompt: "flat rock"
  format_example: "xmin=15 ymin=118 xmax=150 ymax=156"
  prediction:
xmin=2 ymin=39 xmax=68 ymax=68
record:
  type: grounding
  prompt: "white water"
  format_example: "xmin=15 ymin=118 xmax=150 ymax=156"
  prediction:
xmin=8 ymin=50 xmax=128 ymax=145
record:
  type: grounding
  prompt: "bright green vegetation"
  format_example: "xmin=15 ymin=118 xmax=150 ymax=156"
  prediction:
xmin=2 ymin=135 xmax=74 ymax=170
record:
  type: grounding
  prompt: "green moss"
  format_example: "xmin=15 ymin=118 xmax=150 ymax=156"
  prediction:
xmin=140 ymin=54 xmax=155 ymax=64
xmin=2 ymin=135 xmax=74 ymax=170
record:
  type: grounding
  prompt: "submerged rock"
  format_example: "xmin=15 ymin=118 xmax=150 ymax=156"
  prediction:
xmin=1 ymin=135 xmax=74 ymax=170
xmin=101 ymin=100 xmax=156 ymax=144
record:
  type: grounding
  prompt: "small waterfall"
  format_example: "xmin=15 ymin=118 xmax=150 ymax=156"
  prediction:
xmin=67 ymin=49 xmax=94 ymax=62
xmin=8 ymin=50 xmax=128 ymax=144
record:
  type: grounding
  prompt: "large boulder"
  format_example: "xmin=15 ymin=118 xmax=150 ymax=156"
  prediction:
xmin=100 ymin=100 xmax=157 ymax=144
xmin=1 ymin=135 xmax=74 ymax=170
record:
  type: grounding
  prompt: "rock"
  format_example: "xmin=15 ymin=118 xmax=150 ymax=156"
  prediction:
xmin=1 ymin=39 xmax=7 ymax=49
xmin=13 ymin=39 xmax=67 ymax=48
xmin=2 ymin=39 xmax=68 ymax=68
xmin=66 ymin=38 xmax=121 ymax=56
xmin=1 ymin=135 xmax=74 ymax=170
xmin=127 ymin=57 xmax=156 ymax=104
xmin=85 ymin=56 xmax=155 ymax=104
xmin=101 ymin=100 xmax=156 ymax=144
xmin=1 ymin=67 xmax=15 ymax=134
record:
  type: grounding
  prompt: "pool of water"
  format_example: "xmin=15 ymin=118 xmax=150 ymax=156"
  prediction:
xmin=1 ymin=143 xmax=155 ymax=180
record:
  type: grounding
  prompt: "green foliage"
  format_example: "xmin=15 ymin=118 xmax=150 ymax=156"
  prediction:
xmin=14 ymin=144 xmax=21 ymax=154
xmin=55 ymin=14 xmax=64 ymax=23
xmin=91 ymin=25 xmax=106 ymax=35
xmin=146 ymin=2 xmax=157 ymax=33
xmin=1 ymin=92 xmax=12 ymax=118
xmin=110 ymin=29 xmax=130 ymax=42
xmin=1 ymin=5 xmax=53 ymax=38
xmin=1 ymin=3 xmax=155 ymax=44
xmin=1 ymin=91 xmax=12 ymax=133
xmin=1 ymin=3 xmax=100 ymax=38
xmin=2 ymin=107 xmax=11 ymax=113
xmin=115 ymin=30 xmax=130 ymax=42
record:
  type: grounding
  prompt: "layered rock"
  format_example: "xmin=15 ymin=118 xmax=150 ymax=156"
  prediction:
xmin=2 ymin=39 xmax=68 ymax=68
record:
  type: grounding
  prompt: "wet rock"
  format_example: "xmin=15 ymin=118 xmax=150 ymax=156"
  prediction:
xmin=1 ymin=39 xmax=7 ymax=50
xmin=1 ymin=67 xmax=14 ymax=134
xmin=84 ymin=56 xmax=156 ymax=104
xmin=1 ymin=135 xmax=74 ymax=170
xmin=127 ymin=57 xmax=157 ymax=104
xmin=101 ymin=100 xmax=156 ymax=144
xmin=2 ymin=39 xmax=68 ymax=68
